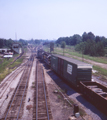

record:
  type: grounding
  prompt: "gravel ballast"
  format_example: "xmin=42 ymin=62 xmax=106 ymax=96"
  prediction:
xmin=43 ymin=64 xmax=107 ymax=120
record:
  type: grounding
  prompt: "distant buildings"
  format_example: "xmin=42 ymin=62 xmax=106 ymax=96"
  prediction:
xmin=12 ymin=43 xmax=22 ymax=54
xmin=0 ymin=43 xmax=22 ymax=58
xmin=0 ymin=48 xmax=11 ymax=53
xmin=3 ymin=52 xmax=13 ymax=58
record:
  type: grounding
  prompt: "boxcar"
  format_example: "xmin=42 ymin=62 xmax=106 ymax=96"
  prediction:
xmin=80 ymin=81 xmax=107 ymax=114
xmin=51 ymin=54 xmax=92 ymax=87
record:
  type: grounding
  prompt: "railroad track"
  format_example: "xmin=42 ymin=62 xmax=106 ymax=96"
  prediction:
xmin=1 ymin=55 xmax=34 ymax=120
xmin=0 ymin=61 xmax=28 ymax=99
xmin=33 ymin=60 xmax=52 ymax=120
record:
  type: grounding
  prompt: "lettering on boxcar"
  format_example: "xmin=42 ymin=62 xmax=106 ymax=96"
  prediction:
xmin=67 ymin=64 xmax=72 ymax=75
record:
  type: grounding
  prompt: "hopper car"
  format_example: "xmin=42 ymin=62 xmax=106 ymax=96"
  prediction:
xmin=37 ymin=49 xmax=107 ymax=115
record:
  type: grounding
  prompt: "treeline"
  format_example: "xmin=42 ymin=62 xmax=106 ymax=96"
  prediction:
xmin=0 ymin=38 xmax=28 ymax=49
xmin=0 ymin=38 xmax=14 ymax=48
xmin=27 ymin=39 xmax=42 ymax=44
xmin=56 ymin=32 xmax=107 ymax=56
xmin=18 ymin=39 xmax=28 ymax=46
xmin=27 ymin=39 xmax=55 ymax=45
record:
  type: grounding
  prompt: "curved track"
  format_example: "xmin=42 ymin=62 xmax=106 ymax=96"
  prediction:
xmin=1 ymin=55 xmax=34 ymax=120
xmin=0 ymin=64 xmax=26 ymax=99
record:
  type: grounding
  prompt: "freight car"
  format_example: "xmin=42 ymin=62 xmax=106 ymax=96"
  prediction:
xmin=37 ymin=49 xmax=107 ymax=115
xmin=80 ymin=81 xmax=107 ymax=114
xmin=51 ymin=54 xmax=92 ymax=87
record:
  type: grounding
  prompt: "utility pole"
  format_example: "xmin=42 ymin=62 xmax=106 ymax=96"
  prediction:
xmin=15 ymin=32 xmax=17 ymax=41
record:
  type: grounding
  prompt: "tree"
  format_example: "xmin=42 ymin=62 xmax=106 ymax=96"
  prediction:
xmin=50 ymin=42 xmax=54 ymax=53
xmin=82 ymin=32 xmax=95 ymax=42
xmin=96 ymin=42 xmax=105 ymax=56
xmin=61 ymin=41 xmax=66 ymax=55
xmin=95 ymin=36 xmax=101 ymax=43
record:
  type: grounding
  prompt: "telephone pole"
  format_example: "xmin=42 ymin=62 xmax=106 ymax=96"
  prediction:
xmin=15 ymin=32 xmax=17 ymax=41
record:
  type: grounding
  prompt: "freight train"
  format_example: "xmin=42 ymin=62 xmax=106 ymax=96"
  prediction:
xmin=37 ymin=49 xmax=107 ymax=115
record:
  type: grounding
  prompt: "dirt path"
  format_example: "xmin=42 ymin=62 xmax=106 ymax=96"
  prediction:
xmin=61 ymin=52 xmax=107 ymax=70
xmin=71 ymin=55 xmax=107 ymax=70
xmin=55 ymin=51 xmax=107 ymax=70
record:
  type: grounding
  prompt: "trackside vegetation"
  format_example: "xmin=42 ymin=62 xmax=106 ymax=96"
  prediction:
xmin=43 ymin=45 xmax=107 ymax=82
xmin=56 ymin=32 xmax=107 ymax=57
xmin=0 ymin=57 xmax=24 ymax=83
xmin=0 ymin=52 xmax=26 ymax=83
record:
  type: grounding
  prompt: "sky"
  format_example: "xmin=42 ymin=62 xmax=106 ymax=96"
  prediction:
xmin=0 ymin=0 xmax=107 ymax=40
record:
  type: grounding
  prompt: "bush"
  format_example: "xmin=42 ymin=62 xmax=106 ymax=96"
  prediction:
xmin=75 ymin=40 xmax=105 ymax=56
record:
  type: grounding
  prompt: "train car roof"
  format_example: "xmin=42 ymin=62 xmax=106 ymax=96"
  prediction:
xmin=52 ymin=54 xmax=92 ymax=68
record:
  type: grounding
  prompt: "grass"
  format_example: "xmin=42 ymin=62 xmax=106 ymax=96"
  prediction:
xmin=43 ymin=45 xmax=107 ymax=82
xmin=93 ymin=66 xmax=107 ymax=76
xmin=79 ymin=108 xmax=86 ymax=117
xmin=0 ymin=50 xmax=26 ymax=83
xmin=93 ymin=65 xmax=107 ymax=82
xmin=0 ymin=58 xmax=14 ymax=73
xmin=9 ymin=57 xmax=24 ymax=69
xmin=53 ymin=47 xmax=107 ymax=64
xmin=0 ymin=58 xmax=24 ymax=82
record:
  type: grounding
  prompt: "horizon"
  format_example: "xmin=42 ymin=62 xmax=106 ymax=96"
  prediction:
xmin=0 ymin=0 xmax=107 ymax=40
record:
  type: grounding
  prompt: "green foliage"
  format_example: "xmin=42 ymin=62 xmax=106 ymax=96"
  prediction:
xmin=93 ymin=66 xmax=107 ymax=77
xmin=56 ymin=34 xmax=82 ymax=46
xmin=50 ymin=42 xmax=54 ymax=52
xmin=56 ymin=32 xmax=107 ymax=57
xmin=0 ymin=56 xmax=24 ymax=82
xmin=75 ymin=40 xmax=105 ymax=56
xmin=19 ymin=39 xmax=28 ymax=46
xmin=82 ymin=32 xmax=95 ymax=42
xmin=61 ymin=41 xmax=66 ymax=48
xmin=56 ymin=43 xmax=59 ymax=47
xmin=61 ymin=41 xmax=66 ymax=55
xmin=0 ymin=38 xmax=14 ymax=48
xmin=54 ymin=47 xmax=107 ymax=64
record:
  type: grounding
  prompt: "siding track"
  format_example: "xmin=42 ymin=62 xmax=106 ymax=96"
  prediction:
xmin=1 ymin=55 xmax=34 ymax=120
xmin=0 ymin=63 xmax=26 ymax=99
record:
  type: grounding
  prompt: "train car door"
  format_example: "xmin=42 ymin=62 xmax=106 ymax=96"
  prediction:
xmin=58 ymin=58 xmax=64 ymax=76
xmin=60 ymin=59 xmax=64 ymax=76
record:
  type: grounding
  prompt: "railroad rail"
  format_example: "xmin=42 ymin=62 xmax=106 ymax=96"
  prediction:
xmin=0 ymin=60 xmax=27 ymax=89
xmin=0 ymin=60 xmax=29 ymax=100
xmin=1 ymin=54 xmax=34 ymax=120
xmin=0 ymin=67 xmax=24 ymax=99
xmin=33 ymin=60 xmax=52 ymax=120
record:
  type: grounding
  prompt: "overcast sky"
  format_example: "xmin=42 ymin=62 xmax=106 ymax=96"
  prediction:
xmin=0 ymin=0 xmax=107 ymax=40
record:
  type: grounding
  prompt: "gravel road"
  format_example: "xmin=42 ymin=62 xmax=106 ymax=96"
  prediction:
xmin=46 ymin=70 xmax=107 ymax=120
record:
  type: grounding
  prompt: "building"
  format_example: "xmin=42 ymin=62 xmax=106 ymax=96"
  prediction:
xmin=12 ymin=43 xmax=22 ymax=54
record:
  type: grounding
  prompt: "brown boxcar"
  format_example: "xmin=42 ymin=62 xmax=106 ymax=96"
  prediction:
xmin=80 ymin=81 xmax=107 ymax=114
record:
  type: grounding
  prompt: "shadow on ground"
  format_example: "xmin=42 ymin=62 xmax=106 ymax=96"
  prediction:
xmin=41 ymin=61 xmax=107 ymax=120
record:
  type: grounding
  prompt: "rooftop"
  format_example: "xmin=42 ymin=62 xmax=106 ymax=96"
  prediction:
xmin=52 ymin=54 xmax=92 ymax=68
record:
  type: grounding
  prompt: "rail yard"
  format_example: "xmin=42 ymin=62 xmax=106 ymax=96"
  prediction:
xmin=0 ymin=45 xmax=107 ymax=120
